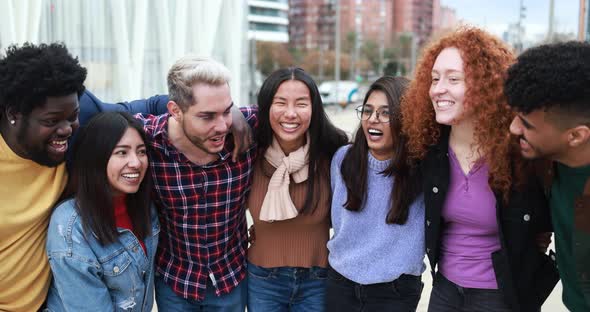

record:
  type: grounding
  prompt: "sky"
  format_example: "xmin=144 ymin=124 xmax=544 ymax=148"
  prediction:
xmin=440 ymin=0 xmax=580 ymax=41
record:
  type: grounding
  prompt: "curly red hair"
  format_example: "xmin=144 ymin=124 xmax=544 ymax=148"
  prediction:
xmin=401 ymin=26 xmax=520 ymax=197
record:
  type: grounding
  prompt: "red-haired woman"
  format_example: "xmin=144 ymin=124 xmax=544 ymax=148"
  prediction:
xmin=401 ymin=27 xmax=558 ymax=311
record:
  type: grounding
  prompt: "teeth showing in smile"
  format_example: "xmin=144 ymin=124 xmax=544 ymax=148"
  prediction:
xmin=368 ymin=128 xmax=383 ymax=136
xmin=211 ymin=135 xmax=225 ymax=142
xmin=52 ymin=140 xmax=67 ymax=145
xmin=122 ymin=173 xmax=140 ymax=179
xmin=281 ymin=123 xmax=299 ymax=129
xmin=436 ymin=100 xmax=454 ymax=108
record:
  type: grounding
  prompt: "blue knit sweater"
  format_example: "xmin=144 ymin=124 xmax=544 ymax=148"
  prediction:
xmin=327 ymin=145 xmax=426 ymax=284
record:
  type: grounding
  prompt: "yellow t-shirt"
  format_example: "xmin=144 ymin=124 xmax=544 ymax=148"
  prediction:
xmin=0 ymin=133 xmax=67 ymax=312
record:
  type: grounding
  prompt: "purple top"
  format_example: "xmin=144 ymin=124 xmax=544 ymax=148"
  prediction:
xmin=438 ymin=148 xmax=501 ymax=289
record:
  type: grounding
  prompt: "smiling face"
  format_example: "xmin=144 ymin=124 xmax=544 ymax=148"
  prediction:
xmin=429 ymin=47 xmax=469 ymax=126
xmin=106 ymin=127 xmax=148 ymax=196
xmin=509 ymin=109 xmax=573 ymax=162
xmin=362 ymin=90 xmax=394 ymax=160
xmin=14 ymin=93 xmax=80 ymax=167
xmin=177 ymin=83 xmax=233 ymax=155
xmin=269 ymin=79 xmax=313 ymax=154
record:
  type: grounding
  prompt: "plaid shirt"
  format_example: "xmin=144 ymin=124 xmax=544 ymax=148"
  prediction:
xmin=135 ymin=107 xmax=258 ymax=300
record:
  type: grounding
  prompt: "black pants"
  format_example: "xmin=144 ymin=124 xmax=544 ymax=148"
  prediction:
xmin=325 ymin=267 xmax=423 ymax=312
xmin=427 ymin=272 xmax=511 ymax=312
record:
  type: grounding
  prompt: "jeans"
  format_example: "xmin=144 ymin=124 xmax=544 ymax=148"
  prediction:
xmin=325 ymin=267 xmax=423 ymax=312
xmin=427 ymin=272 xmax=511 ymax=312
xmin=247 ymin=261 xmax=327 ymax=312
xmin=154 ymin=272 xmax=247 ymax=312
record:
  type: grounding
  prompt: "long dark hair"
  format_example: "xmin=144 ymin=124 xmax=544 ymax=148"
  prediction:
xmin=341 ymin=76 xmax=421 ymax=224
xmin=257 ymin=67 xmax=348 ymax=213
xmin=71 ymin=112 xmax=152 ymax=245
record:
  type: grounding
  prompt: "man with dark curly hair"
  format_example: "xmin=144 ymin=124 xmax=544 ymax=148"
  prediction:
xmin=506 ymin=41 xmax=590 ymax=311
xmin=0 ymin=43 xmax=168 ymax=312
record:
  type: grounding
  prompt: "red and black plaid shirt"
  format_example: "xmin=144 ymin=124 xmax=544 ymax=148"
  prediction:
xmin=136 ymin=107 xmax=257 ymax=300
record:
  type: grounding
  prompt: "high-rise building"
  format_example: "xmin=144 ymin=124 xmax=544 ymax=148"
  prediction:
xmin=580 ymin=0 xmax=589 ymax=41
xmin=394 ymin=0 xmax=435 ymax=47
xmin=339 ymin=0 xmax=395 ymax=47
xmin=289 ymin=0 xmax=396 ymax=51
xmin=289 ymin=0 xmax=336 ymax=50
xmin=249 ymin=0 xmax=290 ymax=42
xmin=433 ymin=3 xmax=458 ymax=33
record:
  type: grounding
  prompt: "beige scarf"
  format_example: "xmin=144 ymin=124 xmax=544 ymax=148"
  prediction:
xmin=259 ymin=133 xmax=310 ymax=222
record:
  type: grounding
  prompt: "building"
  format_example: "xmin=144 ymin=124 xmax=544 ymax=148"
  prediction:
xmin=289 ymin=0 xmax=335 ymax=50
xmin=339 ymin=0 xmax=395 ymax=47
xmin=580 ymin=0 xmax=589 ymax=41
xmin=289 ymin=0 xmax=397 ymax=51
xmin=394 ymin=0 xmax=435 ymax=47
xmin=0 ymin=0 xmax=249 ymax=105
xmin=248 ymin=0 xmax=289 ymax=43
xmin=289 ymin=0 xmax=441 ymax=51
xmin=433 ymin=4 xmax=458 ymax=33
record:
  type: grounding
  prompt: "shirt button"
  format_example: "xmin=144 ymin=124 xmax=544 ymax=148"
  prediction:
xmin=550 ymin=254 xmax=556 ymax=261
xmin=426 ymin=220 xmax=431 ymax=227
xmin=523 ymin=214 xmax=530 ymax=222
xmin=133 ymin=246 xmax=139 ymax=253
xmin=432 ymin=187 xmax=439 ymax=194
xmin=427 ymin=248 xmax=430 ymax=254
xmin=113 ymin=266 xmax=120 ymax=273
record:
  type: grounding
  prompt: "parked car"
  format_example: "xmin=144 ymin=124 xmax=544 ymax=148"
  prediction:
xmin=319 ymin=80 xmax=360 ymax=107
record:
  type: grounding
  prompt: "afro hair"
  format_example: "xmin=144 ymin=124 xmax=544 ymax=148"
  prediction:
xmin=505 ymin=41 xmax=590 ymax=118
xmin=0 ymin=42 xmax=87 ymax=117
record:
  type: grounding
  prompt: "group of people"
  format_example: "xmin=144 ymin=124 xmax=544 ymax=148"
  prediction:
xmin=0 ymin=25 xmax=588 ymax=312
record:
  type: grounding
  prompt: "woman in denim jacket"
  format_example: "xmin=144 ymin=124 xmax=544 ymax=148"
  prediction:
xmin=45 ymin=112 xmax=159 ymax=312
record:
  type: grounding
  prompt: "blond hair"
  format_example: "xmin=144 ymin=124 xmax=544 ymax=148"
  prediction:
xmin=167 ymin=55 xmax=231 ymax=109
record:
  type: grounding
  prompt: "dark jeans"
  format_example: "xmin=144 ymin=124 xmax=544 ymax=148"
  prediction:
xmin=247 ymin=261 xmax=327 ymax=312
xmin=427 ymin=272 xmax=511 ymax=312
xmin=325 ymin=267 xmax=423 ymax=312
xmin=155 ymin=273 xmax=247 ymax=312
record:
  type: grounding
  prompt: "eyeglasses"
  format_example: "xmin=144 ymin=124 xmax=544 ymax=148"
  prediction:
xmin=355 ymin=105 xmax=391 ymax=123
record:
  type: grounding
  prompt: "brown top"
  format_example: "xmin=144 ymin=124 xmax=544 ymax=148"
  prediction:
xmin=247 ymin=157 xmax=331 ymax=268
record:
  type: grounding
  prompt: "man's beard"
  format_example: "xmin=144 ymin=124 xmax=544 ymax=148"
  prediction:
xmin=181 ymin=120 xmax=225 ymax=156
xmin=16 ymin=119 xmax=63 ymax=167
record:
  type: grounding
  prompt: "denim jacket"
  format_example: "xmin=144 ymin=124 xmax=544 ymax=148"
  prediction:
xmin=45 ymin=198 xmax=160 ymax=312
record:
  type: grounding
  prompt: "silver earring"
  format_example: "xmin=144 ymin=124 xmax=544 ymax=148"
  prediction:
xmin=10 ymin=120 xmax=15 ymax=125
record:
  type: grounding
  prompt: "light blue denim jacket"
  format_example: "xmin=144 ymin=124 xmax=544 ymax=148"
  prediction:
xmin=45 ymin=198 xmax=160 ymax=312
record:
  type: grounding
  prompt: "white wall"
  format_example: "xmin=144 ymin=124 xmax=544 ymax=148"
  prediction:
xmin=0 ymin=0 xmax=248 ymax=104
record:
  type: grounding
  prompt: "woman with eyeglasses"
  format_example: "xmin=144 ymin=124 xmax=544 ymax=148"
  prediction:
xmin=326 ymin=76 xmax=425 ymax=311
xmin=246 ymin=67 xmax=348 ymax=312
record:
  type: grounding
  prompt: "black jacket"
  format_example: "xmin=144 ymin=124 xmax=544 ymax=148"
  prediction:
xmin=421 ymin=127 xmax=559 ymax=311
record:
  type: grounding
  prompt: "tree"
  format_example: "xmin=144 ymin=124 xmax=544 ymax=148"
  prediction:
xmin=256 ymin=42 xmax=295 ymax=76
xmin=361 ymin=40 xmax=380 ymax=74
